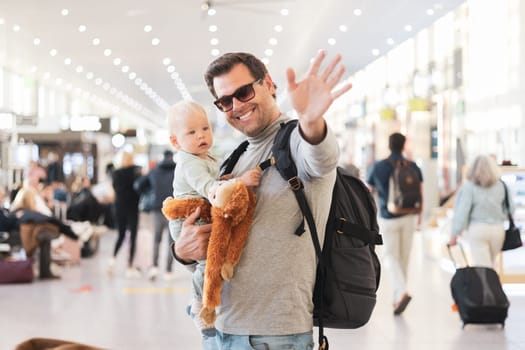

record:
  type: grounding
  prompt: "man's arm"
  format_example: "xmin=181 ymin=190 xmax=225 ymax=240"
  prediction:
xmin=286 ymin=50 xmax=352 ymax=145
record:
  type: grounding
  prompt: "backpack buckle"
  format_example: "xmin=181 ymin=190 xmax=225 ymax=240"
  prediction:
xmin=336 ymin=217 xmax=347 ymax=234
xmin=288 ymin=176 xmax=302 ymax=190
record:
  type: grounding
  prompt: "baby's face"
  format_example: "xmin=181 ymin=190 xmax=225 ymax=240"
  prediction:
xmin=175 ymin=111 xmax=213 ymax=158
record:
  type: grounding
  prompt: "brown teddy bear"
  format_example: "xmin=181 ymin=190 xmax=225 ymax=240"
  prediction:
xmin=162 ymin=180 xmax=256 ymax=325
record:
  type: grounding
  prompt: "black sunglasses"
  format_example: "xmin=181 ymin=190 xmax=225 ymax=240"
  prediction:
xmin=213 ymin=79 xmax=262 ymax=112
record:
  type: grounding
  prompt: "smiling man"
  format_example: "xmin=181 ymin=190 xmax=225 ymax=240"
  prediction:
xmin=173 ymin=50 xmax=351 ymax=350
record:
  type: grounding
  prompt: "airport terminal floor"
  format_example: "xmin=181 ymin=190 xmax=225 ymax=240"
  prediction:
xmin=2 ymin=213 xmax=525 ymax=350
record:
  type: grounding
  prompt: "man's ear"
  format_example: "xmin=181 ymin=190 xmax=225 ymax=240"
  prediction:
xmin=169 ymin=135 xmax=181 ymax=150
xmin=263 ymin=74 xmax=275 ymax=95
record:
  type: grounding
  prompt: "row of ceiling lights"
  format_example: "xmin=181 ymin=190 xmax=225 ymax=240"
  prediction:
xmin=326 ymin=5 xmax=444 ymax=58
xmin=204 ymin=7 xmax=290 ymax=66
xmin=140 ymin=23 xmax=193 ymax=102
xmin=0 ymin=8 xmax=188 ymax=124
xmin=1 ymin=16 xmax=159 ymax=122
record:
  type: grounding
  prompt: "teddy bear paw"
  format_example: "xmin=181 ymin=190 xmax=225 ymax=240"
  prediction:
xmin=200 ymin=307 xmax=216 ymax=325
xmin=221 ymin=262 xmax=234 ymax=281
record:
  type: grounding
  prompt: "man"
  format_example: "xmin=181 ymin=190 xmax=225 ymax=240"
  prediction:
xmin=366 ymin=132 xmax=424 ymax=316
xmin=172 ymin=50 xmax=351 ymax=349
xmin=135 ymin=150 xmax=176 ymax=281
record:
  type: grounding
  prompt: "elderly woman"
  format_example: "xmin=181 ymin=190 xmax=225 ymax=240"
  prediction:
xmin=448 ymin=155 xmax=516 ymax=267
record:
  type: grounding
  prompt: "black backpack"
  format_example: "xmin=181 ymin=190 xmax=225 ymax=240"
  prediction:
xmin=387 ymin=159 xmax=422 ymax=215
xmin=221 ymin=120 xmax=383 ymax=350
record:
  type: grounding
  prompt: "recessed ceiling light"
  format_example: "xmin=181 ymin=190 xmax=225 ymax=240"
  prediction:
xmin=121 ymin=65 xmax=129 ymax=73
xmin=33 ymin=38 xmax=41 ymax=45
xmin=95 ymin=79 xmax=103 ymax=86
xmin=264 ymin=48 xmax=273 ymax=56
xmin=49 ymin=49 xmax=58 ymax=56
xmin=144 ymin=25 xmax=152 ymax=32
xmin=404 ymin=25 xmax=413 ymax=32
xmin=210 ymin=38 xmax=219 ymax=45
xmin=61 ymin=9 xmax=69 ymax=16
xmin=387 ymin=38 xmax=395 ymax=45
xmin=426 ymin=9 xmax=435 ymax=16
xmin=0 ymin=18 xmax=4 ymax=25
xmin=339 ymin=25 xmax=348 ymax=33
xmin=280 ymin=9 xmax=289 ymax=16
xmin=269 ymin=38 xmax=277 ymax=45
xmin=103 ymin=83 xmax=110 ymax=90
xmin=86 ymin=72 xmax=94 ymax=79
xmin=167 ymin=65 xmax=176 ymax=73
xmin=64 ymin=58 xmax=72 ymax=65
xmin=152 ymin=38 xmax=160 ymax=46
xmin=372 ymin=49 xmax=380 ymax=56
xmin=211 ymin=48 xmax=220 ymax=56
xmin=274 ymin=25 xmax=283 ymax=33
xmin=129 ymin=72 xmax=136 ymax=80
xmin=353 ymin=9 xmax=362 ymax=16
xmin=78 ymin=25 xmax=87 ymax=32
xmin=162 ymin=58 xmax=171 ymax=65
xmin=328 ymin=38 xmax=336 ymax=46
xmin=134 ymin=78 xmax=142 ymax=85
xmin=113 ymin=58 xmax=121 ymax=65
xmin=104 ymin=49 xmax=112 ymax=56
xmin=12 ymin=25 xmax=21 ymax=32
xmin=171 ymin=72 xmax=179 ymax=79
xmin=209 ymin=25 xmax=218 ymax=32
xmin=208 ymin=9 xmax=216 ymax=16
xmin=261 ymin=57 xmax=270 ymax=65
xmin=76 ymin=65 xmax=84 ymax=73
xmin=92 ymin=38 xmax=100 ymax=46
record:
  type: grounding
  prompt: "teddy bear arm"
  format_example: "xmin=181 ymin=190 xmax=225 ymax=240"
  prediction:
xmin=223 ymin=189 xmax=256 ymax=272
xmin=201 ymin=213 xmax=233 ymax=319
xmin=161 ymin=197 xmax=211 ymax=221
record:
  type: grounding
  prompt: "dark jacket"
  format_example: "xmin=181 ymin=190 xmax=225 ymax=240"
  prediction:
xmin=0 ymin=209 xmax=18 ymax=232
xmin=112 ymin=165 xmax=142 ymax=212
xmin=135 ymin=157 xmax=176 ymax=210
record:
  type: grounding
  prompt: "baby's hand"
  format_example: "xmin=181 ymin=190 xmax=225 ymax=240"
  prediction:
xmin=220 ymin=174 xmax=234 ymax=181
xmin=238 ymin=168 xmax=261 ymax=187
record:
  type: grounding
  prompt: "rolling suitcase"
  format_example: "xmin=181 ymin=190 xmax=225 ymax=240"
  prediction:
xmin=447 ymin=244 xmax=509 ymax=328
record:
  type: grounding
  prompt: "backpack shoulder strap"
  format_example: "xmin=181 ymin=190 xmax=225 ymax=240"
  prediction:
xmin=220 ymin=140 xmax=249 ymax=176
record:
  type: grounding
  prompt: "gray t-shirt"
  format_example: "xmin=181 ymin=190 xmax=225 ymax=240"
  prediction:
xmin=215 ymin=116 xmax=338 ymax=335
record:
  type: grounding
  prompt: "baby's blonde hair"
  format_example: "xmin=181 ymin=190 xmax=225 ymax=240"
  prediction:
xmin=166 ymin=100 xmax=207 ymax=135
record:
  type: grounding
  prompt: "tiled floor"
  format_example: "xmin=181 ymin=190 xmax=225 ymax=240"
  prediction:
xmin=1 ymin=216 xmax=525 ymax=350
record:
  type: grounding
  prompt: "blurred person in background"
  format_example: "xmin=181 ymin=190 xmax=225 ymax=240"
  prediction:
xmin=448 ymin=154 xmax=515 ymax=267
xmin=10 ymin=186 xmax=80 ymax=279
xmin=134 ymin=150 xmax=176 ymax=281
xmin=108 ymin=152 xmax=142 ymax=278
xmin=25 ymin=160 xmax=47 ymax=190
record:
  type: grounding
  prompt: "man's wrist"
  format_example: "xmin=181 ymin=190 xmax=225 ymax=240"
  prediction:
xmin=170 ymin=241 xmax=196 ymax=266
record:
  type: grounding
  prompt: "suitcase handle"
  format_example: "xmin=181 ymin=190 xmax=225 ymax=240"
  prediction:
xmin=446 ymin=243 xmax=470 ymax=268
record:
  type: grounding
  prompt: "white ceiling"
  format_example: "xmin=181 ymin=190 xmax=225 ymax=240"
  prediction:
xmin=0 ymin=0 xmax=465 ymax=131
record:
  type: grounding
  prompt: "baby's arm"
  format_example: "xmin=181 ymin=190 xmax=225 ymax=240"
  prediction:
xmin=236 ymin=168 xmax=261 ymax=187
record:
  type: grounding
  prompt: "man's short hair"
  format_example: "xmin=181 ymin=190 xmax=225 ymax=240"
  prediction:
xmin=204 ymin=52 xmax=275 ymax=99
xmin=389 ymin=133 xmax=406 ymax=153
